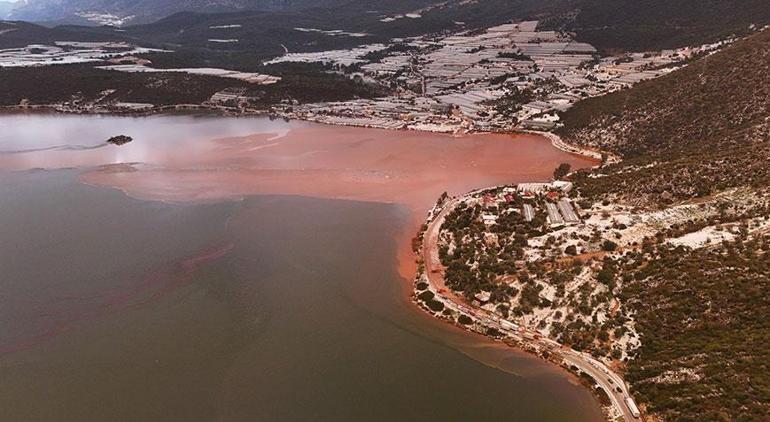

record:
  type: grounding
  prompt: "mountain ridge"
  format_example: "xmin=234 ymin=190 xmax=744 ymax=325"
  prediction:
xmin=6 ymin=0 xmax=353 ymax=25
xmin=7 ymin=0 xmax=768 ymax=56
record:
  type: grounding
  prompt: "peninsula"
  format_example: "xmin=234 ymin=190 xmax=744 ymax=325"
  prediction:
xmin=413 ymin=28 xmax=770 ymax=422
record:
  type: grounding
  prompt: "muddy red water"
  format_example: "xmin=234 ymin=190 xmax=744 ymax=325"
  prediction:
xmin=0 ymin=114 xmax=602 ymax=421
xmin=0 ymin=115 xmax=595 ymax=210
xmin=0 ymin=114 xmax=596 ymax=280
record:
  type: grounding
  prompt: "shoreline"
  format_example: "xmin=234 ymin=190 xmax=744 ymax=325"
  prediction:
xmin=523 ymin=130 xmax=622 ymax=165
xmin=0 ymin=103 xmax=260 ymax=118
xmin=0 ymin=105 xmax=620 ymax=159
xmin=1 ymin=109 xmax=620 ymax=417
xmin=411 ymin=189 xmax=640 ymax=422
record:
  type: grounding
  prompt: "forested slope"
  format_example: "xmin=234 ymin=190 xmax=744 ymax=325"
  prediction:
xmin=543 ymin=0 xmax=770 ymax=53
xmin=561 ymin=29 xmax=770 ymax=205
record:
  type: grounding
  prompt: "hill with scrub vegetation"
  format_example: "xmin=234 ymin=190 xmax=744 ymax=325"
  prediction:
xmin=560 ymin=28 xmax=770 ymax=207
xmin=426 ymin=26 xmax=770 ymax=422
xmin=555 ymin=29 xmax=770 ymax=420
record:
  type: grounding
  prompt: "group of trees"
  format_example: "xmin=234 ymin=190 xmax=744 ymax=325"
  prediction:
xmin=438 ymin=193 xmax=633 ymax=360
xmin=0 ymin=63 xmax=249 ymax=106
xmin=620 ymin=234 xmax=770 ymax=420
xmin=0 ymin=58 xmax=390 ymax=109
xmin=439 ymin=200 xmax=534 ymax=302
xmin=539 ymin=0 xmax=770 ymax=53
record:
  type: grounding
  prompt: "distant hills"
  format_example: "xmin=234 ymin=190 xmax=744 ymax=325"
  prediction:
xmin=549 ymin=0 xmax=770 ymax=52
xmin=0 ymin=20 xmax=126 ymax=48
xmin=5 ymin=0 xmax=352 ymax=25
xmin=0 ymin=0 xmax=563 ymax=54
xmin=3 ymin=0 xmax=768 ymax=58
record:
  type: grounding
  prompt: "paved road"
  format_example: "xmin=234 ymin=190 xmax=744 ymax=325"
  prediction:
xmin=421 ymin=196 xmax=640 ymax=421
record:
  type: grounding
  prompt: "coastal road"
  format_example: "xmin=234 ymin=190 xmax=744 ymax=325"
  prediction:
xmin=421 ymin=196 xmax=639 ymax=421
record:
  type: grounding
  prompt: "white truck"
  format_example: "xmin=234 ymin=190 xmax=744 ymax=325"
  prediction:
xmin=626 ymin=397 xmax=641 ymax=418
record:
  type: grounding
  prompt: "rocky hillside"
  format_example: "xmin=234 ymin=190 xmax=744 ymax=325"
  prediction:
xmin=560 ymin=29 xmax=770 ymax=206
xmin=554 ymin=27 xmax=770 ymax=421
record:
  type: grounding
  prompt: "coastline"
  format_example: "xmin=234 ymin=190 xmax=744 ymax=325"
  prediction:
xmin=410 ymin=188 xmax=640 ymax=422
xmin=523 ymin=130 xmax=622 ymax=165
xmin=0 ymin=107 xmax=609 ymax=295
xmin=0 ymin=103 xmax=258 ymax=118
xmin=0 ymin=104 xmax=621 ymax=154
xmin=1 ymin=109 xmax=621 ymax=418
xmin=0 ymin=171 xmax=610 ymax=421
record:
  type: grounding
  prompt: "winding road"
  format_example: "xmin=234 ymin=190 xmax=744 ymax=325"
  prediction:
xmin=420 ymin=195 xmax=640 ymax=421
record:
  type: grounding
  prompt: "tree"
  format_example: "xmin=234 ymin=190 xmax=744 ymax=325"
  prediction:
xmin=554 ymin=163 xmax=572 ymax=180
xmin=426 ymin=299 xmax=444 ymax=312
xmin=417 ymin=291 xmax=435 ymax=302
xmin=597 ymin=268 xmax=615 ymax=287
xmin=458 ymin=315 xmax=473 ymax=325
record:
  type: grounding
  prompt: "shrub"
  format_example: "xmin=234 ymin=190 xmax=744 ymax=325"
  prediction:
xmin=554 ymin=163 xmax=572 ymax=180
xmin=426 ymin=299 xmax=445 ymax=312
xmin=417 ymin=291 xmax=434 ymax=302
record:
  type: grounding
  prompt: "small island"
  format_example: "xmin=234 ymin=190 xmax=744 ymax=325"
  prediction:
xmin=107 ymin=135 xmax=133 ymax=146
